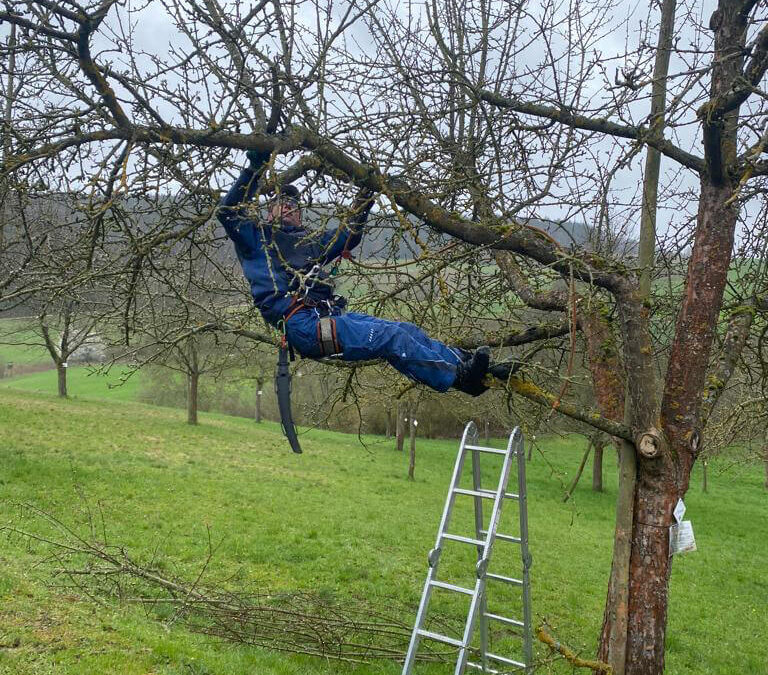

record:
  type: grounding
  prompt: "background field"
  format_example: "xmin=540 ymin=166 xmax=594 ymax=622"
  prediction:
xmin=1 ymin=386 xmax=765 ymax=675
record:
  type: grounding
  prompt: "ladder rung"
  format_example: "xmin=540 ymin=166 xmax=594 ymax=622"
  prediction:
xmin=429 ymin=580 xmax=474 ymax=595
xmin=466 ymin=662 xmax=504 ymax=674
xmin=486 ymin=652 xmax=527 ymax=668
xmin=416 ymin=629 xmax=464 ymax=648
xmin=442 ymin=533 xmax=485 ymax=546
xmin=486 ymin=572 xmax=523 ymax=585
xmin=453 ymin=487 xmax=519 ymax=500
xmin=484 ymin=612 xmax=524 ymax=628
xmin=464 ymin=444 xmax=507 ymax=455
xmin=480 ymin=530 xmax=522 ymax=543
xmin=453 ymin=488 xmax=495 ymax=499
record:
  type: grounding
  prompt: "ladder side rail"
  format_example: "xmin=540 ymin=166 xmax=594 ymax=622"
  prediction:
xmin=402 ymin=422 xmax=477 ymax=675
xmin=454 ymin=439 xmax=517 ymax=675
xmin=471 ymin=446 xmax=489 ymax=673
xmin=514 ymin=428 xmax=534 ymax=673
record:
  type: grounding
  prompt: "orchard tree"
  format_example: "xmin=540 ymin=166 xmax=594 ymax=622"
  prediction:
xmin=2 ymin=2 xmax=768 ymax=674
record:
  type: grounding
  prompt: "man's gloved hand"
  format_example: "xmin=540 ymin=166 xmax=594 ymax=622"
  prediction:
xmin=246 ymin=149 xmax=269 ymax=169
xmin=353 ymin=186 xmax=376 ymax=206
xmin=351 ymin=187 xmax=376 ymax=221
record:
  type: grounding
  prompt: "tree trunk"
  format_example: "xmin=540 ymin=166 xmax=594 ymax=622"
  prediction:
xmin=187 ymin=370 xmax=199 ymax=425
xmin=599 ymin=439 xmax=636 ymax=671
xmin=0 ymin=23 xmax=16 ymax=250
xmin=618 ymin=0 xmax=748 ymax=668
xmin=592 ymin=438 xmax=604 ymax=492
xmin=598 ymin=1 xmax=677 ymax=670
xmin=563 ymin=437 xmax=592 ymax=502
xmin=57 ymin=362 xmax=68 ymax=398
xmin=624 ymin=456 xmax=678 ymax=675
xmin=254 ymin=377 xmax=263 ymax=423
xmin=396 ymin=401 xmax=405 ymax=452
xmin=624 ymin=179 xmax=741 ymax=675
xmin=408 ymin=417 xmax=417 ymax=480
xmin=385 ymin=406 xmax=393 ymax=438
xmin=582 ymin=305 xmax=632 ymax=672
xmin=763 ymin=443 xmax=767 ymax=491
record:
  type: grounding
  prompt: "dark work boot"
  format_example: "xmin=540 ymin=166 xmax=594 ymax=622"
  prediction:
xmin=453 ymin=346 xmax=491 ymax=396
xmin=489 ymin=359 xmax=525 ymax=382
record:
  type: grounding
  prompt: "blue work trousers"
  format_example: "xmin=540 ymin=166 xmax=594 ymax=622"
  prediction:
xmin=284 ymin=309 xmax=462 ymax=392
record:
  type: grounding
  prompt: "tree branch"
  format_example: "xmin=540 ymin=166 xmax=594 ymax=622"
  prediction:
xmin=476 ymin=89 xmax=704 ymax=173
xmin=502 ymin=375 xmax=634 ymax=442
xmin=76 ymin=12 xmax=131 ymax=129
xmin=712 ymin=22 xmax=768 ymax=117
xmin=494 ymin=321 xmax=572 ymax=347
xmin=699 ymin=297 xmax=762 ymax=429
xmin=494 ymin=251 xmax=569 ymax=312
xmin=0 ymin=11 xmax=77 ymax=42
xmin=5 ymin=122 xmax=633 ymax=297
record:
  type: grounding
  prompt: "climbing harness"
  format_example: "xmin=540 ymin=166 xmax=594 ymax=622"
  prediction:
xmin=274 ymin=296 xmax=345 ymax=453
xmin=272 ymin=221 xmax=356 ymax=453
xmin=299 ymin=263 xmax=322 ymax=298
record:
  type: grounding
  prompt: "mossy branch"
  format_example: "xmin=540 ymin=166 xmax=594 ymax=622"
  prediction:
xmin=502 ymin=376 xmax=634 ymax=442
xmin=537 ymin=627 xmax=613 ymax=674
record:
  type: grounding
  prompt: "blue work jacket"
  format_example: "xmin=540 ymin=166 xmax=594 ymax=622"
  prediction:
xmin=218 ymin=155 xmax=370 ymax=326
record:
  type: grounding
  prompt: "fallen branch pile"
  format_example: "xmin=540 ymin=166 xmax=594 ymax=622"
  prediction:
xmin=3 ymin=504 xmax=456 ymax=665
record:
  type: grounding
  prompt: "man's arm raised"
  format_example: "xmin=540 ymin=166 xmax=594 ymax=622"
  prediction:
xmin=217 ymin=151 xmax=272 ymax=255
xmin=321 ymin=187 xmax=376 ymax=263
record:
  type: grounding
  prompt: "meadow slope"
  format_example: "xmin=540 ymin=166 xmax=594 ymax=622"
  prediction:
xmin=0 ymin=388 xmax=765 ymax=674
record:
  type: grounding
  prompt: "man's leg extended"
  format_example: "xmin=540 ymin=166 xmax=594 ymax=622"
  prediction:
xmin=333 ymin=312 xmax=463 ymax=392
xmin=334 ymin=312 xmax=490 ymax=394
xmin=285 ymin=310 xmax=490 ymax=394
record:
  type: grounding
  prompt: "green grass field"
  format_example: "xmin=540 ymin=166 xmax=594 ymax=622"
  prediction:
xmin=0 ymin=388 xmax=766 ymax=674
xmin=0 ymin=365 xmax=141 ymax=401
xmin=0 ymin=319 xmax=53 ymax=367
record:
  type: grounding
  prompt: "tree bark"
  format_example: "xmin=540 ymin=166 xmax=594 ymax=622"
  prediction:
xmin=254 ymin=377 xmax=263 ymax=423
xmin=638 ymin=0 xmax=677 ymax=299
xmin=599 ymin=439 xmax=636 ymax=670
xmin=57 ymin=362 xmax=68 ymax=398
xmin=764 ymin=445 xmax=768 ymax=491
xmin=619 ymin=4 xmax=750 ymax=672
xmin=396 ymin=400 xmax=405 ymax=452
xmin=563 ymin=437 xmax=592 ymax=502
xmin=627 ymin=167 xmax=742 ymax=675
xmin=408 ymin=417 xmax=417 ymax=480
xmin=592 ymin=438 xmax=604 ymax=493
xmin=581 ymin=304 xmax=635 ymax=672
xmin=597 ymin=0 xmax=680 ymax=650
xmin=187 ymin=370 xmax=199 ymax=425
xmin=0 ymin=23 xmax=16 ymax=251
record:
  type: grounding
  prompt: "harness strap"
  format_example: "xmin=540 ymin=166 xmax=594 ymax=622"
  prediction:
xmin=284 ymin=295 xmax=343 ymax=323
xmin=317 ymin=316 xmax=341 ymax=356
xmin=283 ymin=298 xmax=307 ymax=322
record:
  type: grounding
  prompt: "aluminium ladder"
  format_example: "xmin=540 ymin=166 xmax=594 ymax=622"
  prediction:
xmin=402 ymin=421 xmax=533 ymax=674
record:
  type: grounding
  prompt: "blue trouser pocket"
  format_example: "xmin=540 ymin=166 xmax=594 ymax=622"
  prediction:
xmin=284 ymin=310 xmax=323 ymax=358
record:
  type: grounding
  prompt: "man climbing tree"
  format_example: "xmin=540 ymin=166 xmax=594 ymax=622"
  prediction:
xmin=218 ymin=149 xmax=494 ymax=396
